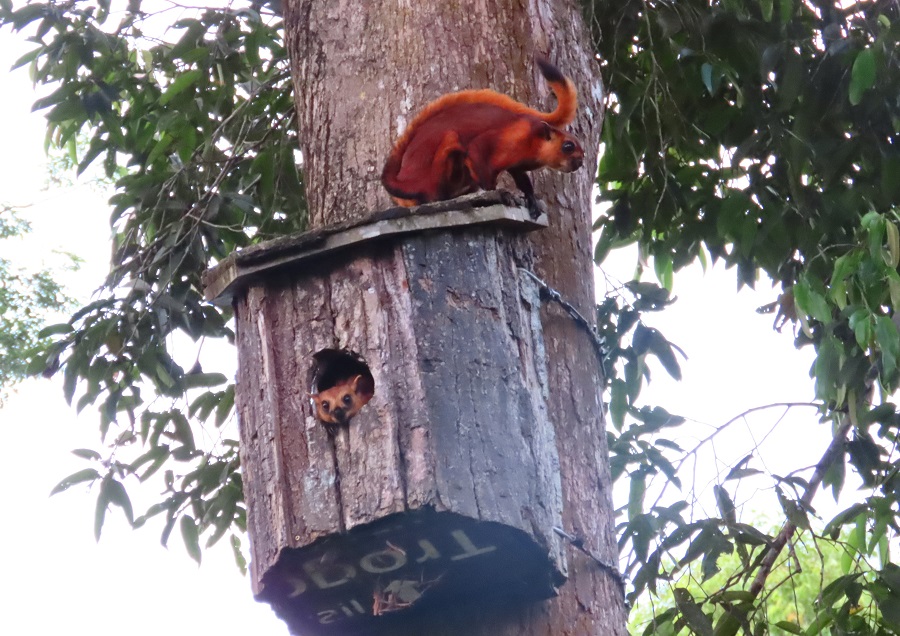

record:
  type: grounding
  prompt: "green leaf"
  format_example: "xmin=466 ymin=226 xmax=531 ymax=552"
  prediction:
xmin=778 ymin=48 xmax=803 ymax=110
xmin=882 ymin=563 xmax=900 ymax=595
xmin=701 ymin=63 xmax=715 ymax=95
xmin=182 ymin=372 xmax=228 ymax=389
xmin=778 ymin=492 xmax=811 ymax=531
xmin=647 ymin=331 xmax=682 ymax=380
xmin=159 ymin=69 xmax=203 ymax=105
xmin=103 ymin=478 xmax=134 ymax=525
xmin=71 ymin=448 xmax=101 ymax=461
xmin=180 ymin=514 xmax=202 ymax=564
xmin=50 ymin=468 xmax=100 ymax=495
xmin=888 ymin=273 xmax=900 ymax=311
xmin=713 ymin=609 xmax=742 ymax=636
xmin=610 ymin=379 xmax=627 ymax=430
xmin=160 ymin=512 xmax=178 ymax=548
xmin=803 ymin=611 xmax=833 ymax=635
xmin=9 ymin=3 xmax=45 ymax=29
xmin=774 ymin=621 xmax=803 ymax=634
xmin=628 ymin=471 xmax=646 ymax=521
xmin=730 ymin=523 xmax=771 ymax=546
xmin=673 ymin=588 xmax=715 ymax=636
xmin=878 ymin=588 xmax=900 ymax=630
xmin=849 ymin=48 xmax=876 ymax=106
xmin=593 ymin=225 xmax=615 ymax=265
xmin=875 ymin=315 xmax=900 ymax=380
xmin=821 ymin=573 xmax=863 ymax=606
xmin=724 ymin=467 xmax=762 ymax=481
xmin=11 ymin=46 xmax=41 ymax=70
xmin=654 ymin=254 xmax=674 ymax=291
xmin=849 ymin=309 xmax=873 ymax=349
xmin=77 ymin=138 xmax=107 ymax=176
xmin=624 ymin=357 xmax=642 ymax=401
xmin=714 ymin=485 xmax=736 ymax=524
xmin=861 ymin=402 xmax=895 ymax=424
xmin=94 ymin=482 xmax=109 ymax=541
xmin=214 ymin=385 xmax=235 ymax=427
xmin=231 ymin=534 xmax=247 ymax=575
xmin=822 ymin=451 xmax=845 ymax=501
xmin=829 ymin=251 xmax=862 ymax=307
xmin=145 ymin=133 xmax=173 ymax=166
xmin=171 ymin=412 xmax=196 ymax=451
xmin=45 ymin=99 xmax=87 ymax=123
xmin=31 ymin=85 xmax=76 ymax=112
xmin=154 ymin=361 xmax=176 ymax=388
xmin=170 ymin=19 xmax=207 ymax=58
xmin=793 ymin=280 xmax=832 ymax=324
xmin=779 ymin=0 xmax=794 ymax=23
xmin=634 ymin=405 xmax=685 ymax=429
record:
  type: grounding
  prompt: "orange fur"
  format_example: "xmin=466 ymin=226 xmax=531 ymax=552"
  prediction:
xmin=310 ymin=374 xmax=374 ymax=425
xmin=381 ymin=58 xmax=584 ymax=212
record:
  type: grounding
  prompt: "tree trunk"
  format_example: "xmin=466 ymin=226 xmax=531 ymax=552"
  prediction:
xmin=277 ymin=1 xmax=624 ymax=633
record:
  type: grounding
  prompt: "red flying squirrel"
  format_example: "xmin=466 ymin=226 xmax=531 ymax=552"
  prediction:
xmin=310 ymin=374 xmax=374 ymax=426
xmin=381 ymin=58 xmax=584 ymax=215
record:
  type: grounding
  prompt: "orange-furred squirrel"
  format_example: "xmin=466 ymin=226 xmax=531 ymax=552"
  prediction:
xmin=310 ymin=374 xmax=374 ymax=425
xmin=381 ymin=58 xmax=584 ymax=214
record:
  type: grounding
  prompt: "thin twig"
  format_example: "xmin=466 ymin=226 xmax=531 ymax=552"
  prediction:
xmin=649 ymin=402 xmax=819 ymax=511
xmin=748 ymin=416 xmax=852 ymax=597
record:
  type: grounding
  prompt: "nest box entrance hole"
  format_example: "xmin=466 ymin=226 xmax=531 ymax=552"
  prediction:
xmin=309 ymin=349 xmax=376 ymax=426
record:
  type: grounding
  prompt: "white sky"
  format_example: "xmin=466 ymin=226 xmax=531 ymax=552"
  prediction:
xmin=0 ymin=23 xmax=844 ymax=636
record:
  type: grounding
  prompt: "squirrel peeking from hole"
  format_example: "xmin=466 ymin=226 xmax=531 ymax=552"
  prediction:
xmin=310 ymin=374 xmax=375 ymax=425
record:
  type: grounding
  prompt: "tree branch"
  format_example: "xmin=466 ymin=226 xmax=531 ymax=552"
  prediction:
xmin=748 ymin=416 xmax=852 ymax=598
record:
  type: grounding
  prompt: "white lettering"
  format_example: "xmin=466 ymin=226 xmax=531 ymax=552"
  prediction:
xmin=449 ymin=529 xmax=497 ymax=560
xmin=415 ymin=539 xmax=441 ymax=563
xmin=304 ymin=561 xmax=356 ymax=589
xmin=285 ymin=574 xmax=307 ymax=598
xmin=317 ymin=609 xmax=339 ymax=624
xmin=360 ymin=548 xmax=407 ymax=573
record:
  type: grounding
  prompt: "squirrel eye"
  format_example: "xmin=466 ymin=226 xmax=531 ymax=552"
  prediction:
xmin=321 ymin=401 xmax=330 ymax=412
xmin=342 ymin=394 xmax=353 ymax=405
xmin=562 ymin=141 xmax=576 ymax=153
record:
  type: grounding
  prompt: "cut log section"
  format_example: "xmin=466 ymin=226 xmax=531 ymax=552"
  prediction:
xmin=204 ymin=193 xmax=567 ymax=635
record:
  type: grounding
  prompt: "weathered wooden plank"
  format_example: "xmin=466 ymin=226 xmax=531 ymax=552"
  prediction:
xmin=203 ymin=193 xmax=546 ymax=304
xmin=402 ymin=231 xmax=564 ymax=557
xmin=235 ymin=287 xmax=293 ymax=589
xmin=328 ymin=248 xmax=408 ymax=528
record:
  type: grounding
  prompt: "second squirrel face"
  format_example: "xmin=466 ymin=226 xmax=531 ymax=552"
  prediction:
xmin=310 ymin=374 xmax=374 ymax=425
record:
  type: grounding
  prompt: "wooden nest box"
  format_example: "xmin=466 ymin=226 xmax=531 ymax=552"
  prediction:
xmin=204 ymin=192 xmax=569 ymax=635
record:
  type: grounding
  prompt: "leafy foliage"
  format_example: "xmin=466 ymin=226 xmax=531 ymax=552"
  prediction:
xmin=0 ymin=0 xmax=301 ymax=564
xmin=0 ymin=205 xmax=77 ymax=404
xmin=628 ymin=521 xmax=887 ymax=636
xmin=587 ymin=0 xmax=900 ymax=632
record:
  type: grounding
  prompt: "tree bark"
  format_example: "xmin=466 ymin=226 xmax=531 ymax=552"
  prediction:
xmin=278 ymin=1 xmax=623 ymax=633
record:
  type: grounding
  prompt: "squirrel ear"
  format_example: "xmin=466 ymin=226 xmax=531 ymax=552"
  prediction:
xmin=352 ymin=374 xmax=375 ymax=398
xmin=536 ymin=120 xmax=552 ymax=140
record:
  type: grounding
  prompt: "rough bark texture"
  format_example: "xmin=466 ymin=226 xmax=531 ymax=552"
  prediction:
xmin=257 ymin=0 xmax=624 ymax=633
